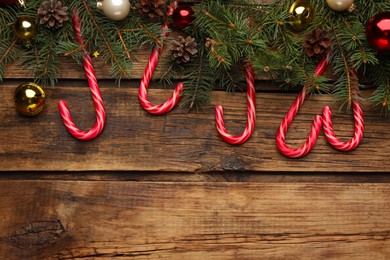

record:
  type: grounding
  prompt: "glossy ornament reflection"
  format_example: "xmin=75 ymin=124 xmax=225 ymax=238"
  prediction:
xmin=96 ymin=0 xmax=131 ymax=21
xmin=14 ymin=82 xmax=46 ymax=116
xmin=14 ymin=16 xmax=37 ymax=40
xmin=172 ymin=5 xmax=194 ymax=30
xmin=326 ymin=0 xmax=355 ymax=12
xmin=289 ymin=0 xmax=314 ymax=31
xmin=366 ymin=12 xmax=390 ymax=52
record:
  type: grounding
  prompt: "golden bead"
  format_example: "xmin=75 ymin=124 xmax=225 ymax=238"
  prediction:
xmin=14 ymin=83 xmax=46 ymax=116
xmin=289 ymin=0 xmax=315 ymax=31
xmin=14 ymin=16 xmax=37 ymax=41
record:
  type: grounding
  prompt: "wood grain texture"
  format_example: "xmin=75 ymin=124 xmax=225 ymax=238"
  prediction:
xmin=1 ymin=1 xmax=388 ymax=259
xmin=0 ymin=181 xmax=389 ymax=259
xmin=1 ymin=82 xmax=389 ymax=172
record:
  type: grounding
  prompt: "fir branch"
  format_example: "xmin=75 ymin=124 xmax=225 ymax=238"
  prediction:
xmin=117 ymin=28 xmax=132 ymax=59
xmin=0 ymin=39 xmax=17 ymax=66
xmin=197 ymin=8 xmax=236 ymax=30
xmin=0 ymin=39 xmax=18 ymax=81
xmin=64 ymin=46 xmax=84 ymax=57
xmin=138 ymin=23 xmax=162 ymax=47
xmin=205 ymin=38 xmax=228 ymax=66
xmin=333 ymin=28 xmax=354 ymax=108
xmin=81 ymin=0 xmax=129 ymax=78
xmin=190 ymin=48 xmax=205 ymax=110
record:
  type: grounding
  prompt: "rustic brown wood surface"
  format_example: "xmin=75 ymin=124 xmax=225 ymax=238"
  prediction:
xmin=0 ymin=181 xmax=389 ymax=259
xmin=1 ymin=81 xmax=390 ymax=172
xmin=1 ymin=10 xmax=390 ymax=257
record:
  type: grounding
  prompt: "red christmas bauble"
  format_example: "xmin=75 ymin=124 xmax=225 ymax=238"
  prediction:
xmin=172 ymin=6 xmax=194 ymax=30
xmin=366 ymin=12 xmax=390 ymax=52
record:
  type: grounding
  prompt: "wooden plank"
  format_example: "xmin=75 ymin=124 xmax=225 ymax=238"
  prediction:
xmin=0 ymin=181 xmax=389 ymax=259
xmin=1 ymin=171 xmax=390 ymax=183
xmin=0 ymin=82 xmax=389 ymax=172
xmin=4 ymin=53 xmax=275 ymax=81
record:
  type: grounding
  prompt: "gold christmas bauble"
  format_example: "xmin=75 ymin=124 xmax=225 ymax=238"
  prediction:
xmin=326 ymin=0 xmax=354 ymax=12
xmin=14 ymin=82 xmax=46 ymax=116
xmin=96 ymin=0 xmax=131 ymax=21
xmin=13 ymin=16 xmax=37 ymax=40
xmin=289 ymin=0 xmax=315 ymax=31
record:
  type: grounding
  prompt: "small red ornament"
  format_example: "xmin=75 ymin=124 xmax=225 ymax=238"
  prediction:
xmin=172 ymin=5 xmax=194 ymax=30
xmin=366 ymin=12 xmax=390 ymax=52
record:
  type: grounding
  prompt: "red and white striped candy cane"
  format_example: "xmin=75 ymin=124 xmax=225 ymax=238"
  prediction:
xmin=215 ymin=65 xmax=256 ymax=145
xmin=322 ymin=69 xmax=364 ymax=151
xmin=276 ymin=58 xmax=364 ymax=158
xmin=138 ymin=0 xmax=184 ymax=115
xmin=276 ymin=59 xmax=327 ymax=158
xmin=58 ymin=13 xmax=106 ymax=141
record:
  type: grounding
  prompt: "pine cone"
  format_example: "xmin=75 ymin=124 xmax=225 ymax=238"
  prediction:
xmin=303 ymin=29 xmax=332 ymax=57
xmin=135 ymin=0 xmax=166 ymax=18
xmin=37 ymin=0 xmax=68 ymax=28
xmin=169 ymin=36 xmax=198 ymax=64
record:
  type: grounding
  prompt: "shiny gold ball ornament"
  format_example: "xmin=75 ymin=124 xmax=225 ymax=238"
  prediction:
xmin=326 ymin=0 xmax=355 ymax=12
xmin=96 ymin=0 xmax=131 ymax=21
xmin=14 ymin=83 xmax=46 ymax=116
xmin=289 ymin=0 xmax=315 ymax=31
xmin=13 ymin=16 xmax=37 ymax=40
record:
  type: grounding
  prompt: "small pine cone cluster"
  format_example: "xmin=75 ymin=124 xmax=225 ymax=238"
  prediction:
xmin=303 ymin=29 xmax=332 ymax=57
xmin=135 ymin=0 xmax=166 ymax=18
xmin=169 ymin=36 xmax=198 ymax=64
xmin=37 ymin=0 xmax=68 ymax=28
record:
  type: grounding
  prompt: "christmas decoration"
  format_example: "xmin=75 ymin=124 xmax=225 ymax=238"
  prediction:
xmin=288 ymin=0 xmax=314 ymax=31
xmin=172 ymin=5 xmax=194 ymax=29
xmin=326 ymin=0 xmax=355 ymax=12
xmin=169 ymin=35 xmax=197 ymax=63
xmin=276 ymin=59 xmax=364 ymax=158
xmin=13 ymin=16 xmax=36 ymax=40
xmin=275 ymin=60 xmax=327 ymax=158
xmin=14 ymin=82 xmax=46 ymax=116
xmin=216 ymin=65 xmax=256 ymax=145
xmin=0 ymin=0 xmax=25 ymax=7
xmin=303 ymin=29 xmax=332 ymax=57
xmin=92 ymin=51 xmax=100 ymax=58
xmin=366 ymin=12 xmax=390 ymax=52
xmin=1 ymin=0 xmax=390 ymax=121
xmin=139 ymin=0 xmax=184 ymax=115
xmin=37 ymin=0 xmax=69 ymax=28
xmin=58 ymin=13 xmax=106 ymax=141
xmin=96 ymin=0 xmax=131 ymax=21
xmin=135 ymin=0 xmax=165 ymax=18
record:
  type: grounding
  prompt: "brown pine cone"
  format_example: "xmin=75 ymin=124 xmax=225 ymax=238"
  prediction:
xmin=37 ymin=0 xmax=68 ymax=28
xmin=135 ymin=0 xmax=166 ymax=18
xmin=169 ymin=36 xmax=198 ymax=64
xmin=303 ymin=29 xmax=332 ymax=57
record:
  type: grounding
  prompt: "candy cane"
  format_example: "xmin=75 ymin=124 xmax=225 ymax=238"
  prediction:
xmin=58 ymin=13 xmax=106 ymax=141
xmin=276 ymin=58 xmax=364 ymax=158
xmin=138 ymin=0 xmax=184 ymax=115
xmin=322 ymin=69 xmax=364 ymax=151
xmin=276 ymin=59 xmax=327 ymax=158
xmin=215 ymin=65 xmax=256 ymax=145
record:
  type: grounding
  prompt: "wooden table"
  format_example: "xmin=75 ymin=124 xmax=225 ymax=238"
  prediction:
xmin=1 ymin=53 xmax=390 ymax=259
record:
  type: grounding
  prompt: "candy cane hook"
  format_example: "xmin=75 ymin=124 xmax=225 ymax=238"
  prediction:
xmin=322 ymin=69 xmax=364 ymax=151
xmin=58 ymin=13 xmax=106 ymax=141
xmin=276 ymin=58 xmax=364 ymax=158
xmin=138 ymin=0 xmax=184 ymax=115
xmin=275 ymin=60 xmax=327 ymax=158
xmin=215 ymin=65 xmax=256 ymax=145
